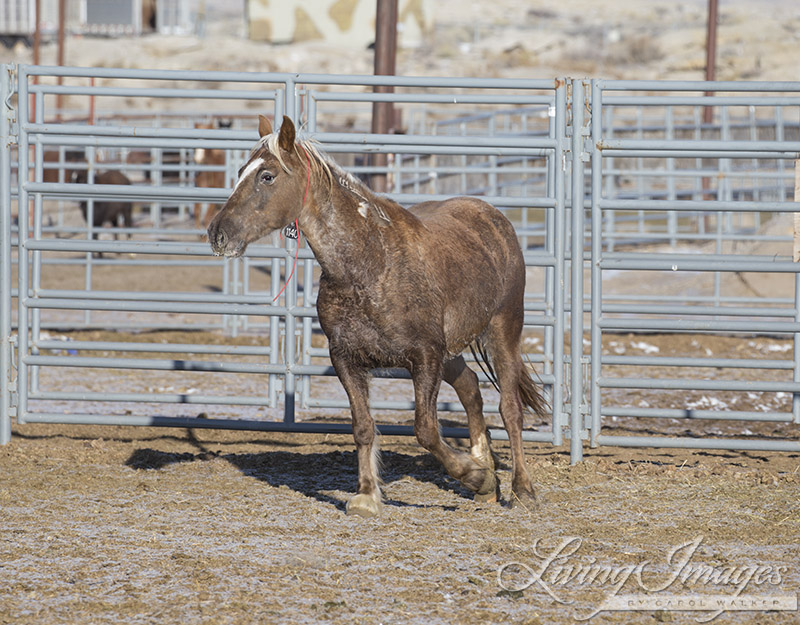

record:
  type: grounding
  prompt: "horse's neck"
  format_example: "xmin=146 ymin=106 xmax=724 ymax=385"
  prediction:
xmin=300 ymin=184 xmax=391 ymax=285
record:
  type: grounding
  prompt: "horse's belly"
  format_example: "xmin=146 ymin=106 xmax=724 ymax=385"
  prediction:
xmin=317 ymin=290 xmax=411 ymax=369
xmin=443 ymin=304 xmax=493 ymax=356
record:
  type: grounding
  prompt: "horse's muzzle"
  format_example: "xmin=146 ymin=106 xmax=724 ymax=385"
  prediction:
xmin=208 ymin=221 xmax=247 ymax=258
xmin=207 ymin=221 xmax=226 ymax=256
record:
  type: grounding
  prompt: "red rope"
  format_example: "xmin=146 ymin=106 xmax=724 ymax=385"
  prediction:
xmin=272 ymin=145 xmax=312 ymax=303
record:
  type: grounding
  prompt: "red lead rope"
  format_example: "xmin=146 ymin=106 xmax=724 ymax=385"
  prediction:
xmin=272 ymin=145 xmax=312 ymax=303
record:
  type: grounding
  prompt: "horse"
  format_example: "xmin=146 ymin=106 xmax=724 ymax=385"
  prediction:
xmin=193 ymin=120 xmax=230 ymax=231
xmin=72 ymin=169 xmax=134 ymax=239
xmin=208 ymin=115 xmax=546 ymax=518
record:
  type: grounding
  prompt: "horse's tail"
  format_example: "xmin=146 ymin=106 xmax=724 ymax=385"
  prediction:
xmin=518 ymin=359 xmax=548 ymax=417
xmin=470 ymin=342 xmax=548 ymax=418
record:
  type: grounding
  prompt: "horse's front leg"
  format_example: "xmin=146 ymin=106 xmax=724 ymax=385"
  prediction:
xmin=329 ymin=351 xmax=382 ymax=518
xmin=412 ymin=351 xmax=497 ymax=500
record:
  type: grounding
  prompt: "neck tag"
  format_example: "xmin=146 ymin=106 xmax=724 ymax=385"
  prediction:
xmin=284 ymin=223 xmax=299 ymax=240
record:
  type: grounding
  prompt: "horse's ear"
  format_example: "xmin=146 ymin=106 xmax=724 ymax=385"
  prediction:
xmin=278 ymin=116 xmax=296 ymax=152
xmin=258 ymin=115 xmax=272 ymax=138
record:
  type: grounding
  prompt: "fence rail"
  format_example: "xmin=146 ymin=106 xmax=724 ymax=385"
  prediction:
xmin=2 ymin=65 xmax=800 ymax=460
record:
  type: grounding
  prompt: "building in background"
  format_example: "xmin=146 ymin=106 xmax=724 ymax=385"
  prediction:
xmin=246 ymin=0 xmax=432 ymax=48
xmin=0 ymin=0 xmax=198 ymax=44
xmin=1 ymin=1 xmax=432 ymax=48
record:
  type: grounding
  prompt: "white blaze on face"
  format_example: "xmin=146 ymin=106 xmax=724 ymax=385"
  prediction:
xmin=233 ymin=157 xmax=265 ymax=193
xmin=194 ymin=148 xmax=206 ymax=163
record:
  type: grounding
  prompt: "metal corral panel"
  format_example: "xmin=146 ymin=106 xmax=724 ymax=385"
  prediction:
xmin=2 ymin=66 xmax=800 ymax=461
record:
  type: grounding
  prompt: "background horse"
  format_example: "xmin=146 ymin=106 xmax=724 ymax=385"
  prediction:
xmin=72 ymin=169 xmax=134 ymax=257
xmin=194 ymin=119 xmax=231 ymax=231
xmin=208 ymin=115 xmax=546 ymax=518
xmin=72 ymin=169 xmax=133 ymax=233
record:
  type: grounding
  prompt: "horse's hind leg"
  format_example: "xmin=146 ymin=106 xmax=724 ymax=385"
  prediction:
xmin=413 ymin=351 xmax=497 ymax=500
xmin=486 ymin=313 xmax=537 ymax=509
xmin=330 ymin=352 xmax=382 ymax=518
xmin=443 ymin=356 xmax=498 ymax=501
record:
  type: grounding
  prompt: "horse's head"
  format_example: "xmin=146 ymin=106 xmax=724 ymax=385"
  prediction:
xmin=207 ymin=115 xmax=306 ymax=257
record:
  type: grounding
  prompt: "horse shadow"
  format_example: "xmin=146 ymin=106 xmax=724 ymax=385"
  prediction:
xmin=125 ymin=436 xmax=470 ymax=513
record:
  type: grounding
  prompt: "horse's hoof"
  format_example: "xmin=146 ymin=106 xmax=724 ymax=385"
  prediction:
xmin=346 ymin=494 xmax=381 ymax=518
xmin=510 ymin=487 xmax=538 ymax=512
xmin=464 ymin=466 xmax=498 ymax=502
xmin=474 ymin=487 xmax=498 ymax=503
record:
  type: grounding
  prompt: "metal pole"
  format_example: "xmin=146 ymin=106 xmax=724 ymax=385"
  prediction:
xmin=795 ymin=160 xmax=800 ymax=424
xmin=1 ymin=65 xmax=13 ymax=445
xmin=590 ymin=79 xmax=602 ymax=448
xmin=370 ymin=0 xmax=398 ymax=193
xmin=701 ymin=0 xmax=719 ymax=204
xmin=569 ymin=79 xmax=586 ymax=464
xmin=56 ymin=0 xmax=66 ymax=119
xmin=32 ymin=0 xmax=41 ymax=121
xmin=551 ymin=79 xmax=567 ymax=447
xmin=33 ymin=0 xmax=41 ymax=66
xmin=703 ymin=0 xmax=718 ymax=124
xmin=16 ymin=66 xmax=30 ymax=424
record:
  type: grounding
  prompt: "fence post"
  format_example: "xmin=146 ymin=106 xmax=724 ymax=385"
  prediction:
xmin=550 ymin=78 xmax=568 ymax=448
xmin=0 ymin=64 xmax=14 ymax=444
xmin=793 ymin=160 xmax=800 ymax=263
xmin=569 ymin=79 xmax=587 ymax=464
xmin=794 ymin=159 xmax=800 ymax=424
xmin=589 ymin=79 xmax=603 ymax=449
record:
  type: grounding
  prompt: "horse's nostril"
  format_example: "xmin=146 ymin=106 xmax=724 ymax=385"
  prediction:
xmin=217 ymin=229 xmax=227 ymax=250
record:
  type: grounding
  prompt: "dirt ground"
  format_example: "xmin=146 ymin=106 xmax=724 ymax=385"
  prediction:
xmin=1 ymin=421 xmax=798 ymax=625
xmin=3 ymin=294 xmax=800 ymax=625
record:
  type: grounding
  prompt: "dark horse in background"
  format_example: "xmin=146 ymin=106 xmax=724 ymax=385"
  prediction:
xmin=72 ymin=169 xmax=134 ymax=254
xmin=208 ymin=115 xmax=546 ymax=517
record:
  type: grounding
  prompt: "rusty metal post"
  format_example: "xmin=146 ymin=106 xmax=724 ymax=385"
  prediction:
xmin=32 ymin=0 xmax=42 ymax=121
xmin=702 ymin=0 xmax=719 ymax=205
xmin=33 ymin=0 xmax=41 ymax=66
xmin=703 ymin=0 xmax=718 ymax=124
xmin=370 ymin=0 xmax=398 ymax=193
xmin=56 ymin=0 xmax=66 ymax=119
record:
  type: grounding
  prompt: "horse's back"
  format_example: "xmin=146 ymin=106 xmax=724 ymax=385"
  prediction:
xmin=411 ymin=195 xmax=516 ymax=243
xmin=405 ymin=196 xmax=525 ymax=352
xmin=409 ymin=196 xmax=523 ymax=276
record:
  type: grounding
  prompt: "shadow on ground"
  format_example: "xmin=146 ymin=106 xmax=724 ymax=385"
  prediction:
xmin=125 ymin=442 xmax=470 ymax=512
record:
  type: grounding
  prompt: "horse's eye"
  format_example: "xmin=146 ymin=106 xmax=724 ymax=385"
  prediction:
xmin=259 ymin=171 xmax=275 ymax=185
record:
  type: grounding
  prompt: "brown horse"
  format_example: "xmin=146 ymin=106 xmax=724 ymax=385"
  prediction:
xmin=208 ymin=115 xmax=545 ymax=517
xmin=72 ymin=169 xmax=134 ymax=232
xmin=194 ymin=120 xmax=228 ymax=230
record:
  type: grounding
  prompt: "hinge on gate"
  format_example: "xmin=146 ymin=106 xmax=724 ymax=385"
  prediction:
xmin=4 ymin=64 xmax=18 ymax=143
xmin=581 ymin=138 xmax=592 ymax=162
xmin=561 ymin=425 xmax=589 ymax=441
xmin=7 ymin=336 xmax=18 ymax=410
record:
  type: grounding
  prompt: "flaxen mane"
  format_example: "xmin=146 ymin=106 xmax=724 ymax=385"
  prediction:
xmin=257 ymin=132 xmax=391 ymax=223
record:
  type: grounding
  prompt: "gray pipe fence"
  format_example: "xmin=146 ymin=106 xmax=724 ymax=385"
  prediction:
xmin=2 ymin=65 xmax=800 ymax=462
